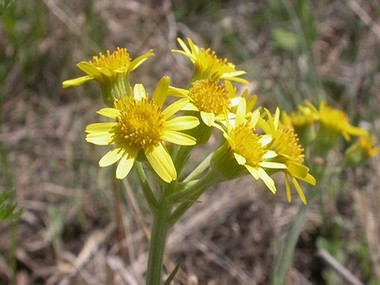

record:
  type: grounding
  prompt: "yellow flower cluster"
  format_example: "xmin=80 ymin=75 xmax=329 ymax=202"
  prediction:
xmin=63 ymin=38 xmax=318 ymax=204
xmin=283 ymin=100 xmax=379 ymax=167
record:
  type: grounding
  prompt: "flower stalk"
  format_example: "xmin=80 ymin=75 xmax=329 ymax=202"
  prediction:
xmin=146 ymin=195 xmax=172 ymax=285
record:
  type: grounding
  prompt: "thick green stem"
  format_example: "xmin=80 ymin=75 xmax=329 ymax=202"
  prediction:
xmin=146 ymin=198 xmax=172 ymax=285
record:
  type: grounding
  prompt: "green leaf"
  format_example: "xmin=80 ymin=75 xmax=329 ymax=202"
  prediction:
xmin=0 ymin=190 xmax=21 ymax=221
xmin=164 ymin=261 xmax=181 ymax=285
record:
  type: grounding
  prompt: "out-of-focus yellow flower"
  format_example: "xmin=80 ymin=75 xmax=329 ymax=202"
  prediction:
xmin=213 ymin=99 xmax=286 ymax=193
xmin=357 ymin=133 xmax=380 ymax=158
xmin=172 ymin=38 xmax=248 ymax=84
xmin=344 ymin=132 xmax=380 ymax=167
xmin=63 ymin=48 xmax=154 ymax=105
xmin=305 ymin=101 xmax=366 ymax=141
xmin=260 ymin=108 xmax=316 ymax=204
xmin=281 ymin=107 xmax=316 ymax=146
xmin=85 ymin=77 xmax=199 ymax=182
xmin=282 ymin=105 xmax=315 ymax=130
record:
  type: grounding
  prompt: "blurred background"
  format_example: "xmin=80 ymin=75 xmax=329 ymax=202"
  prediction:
xmin=0 ymin=0 xmax=379 ymax=284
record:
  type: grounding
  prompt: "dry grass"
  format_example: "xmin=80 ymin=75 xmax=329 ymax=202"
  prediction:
xmin=0 ymin=0 xmax=379 ymax=284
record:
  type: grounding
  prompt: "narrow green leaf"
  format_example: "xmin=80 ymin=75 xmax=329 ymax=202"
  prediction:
xmin=164 ymin=261 xmax=181 ymax=285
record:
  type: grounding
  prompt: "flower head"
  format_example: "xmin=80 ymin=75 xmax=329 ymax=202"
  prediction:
xmin=175 ymin=79 xmax=240 ymax=127
xmin=63 ymin=48 xmax=154 ymax=105
xmin=259 ymin=108 xmax=316 ymax=204
xmin=356 ymin=133 xmax=380 ymax=158
xmin=213 ymin=99 xmax=286 ymax=193
xmin=344 ymin=132 xmax=380 ymax=167
xmin=306 ymin=101 xmax=366 ymax=141
xmin=172 ymin=38 xmax=248 ymax=84
xmin=85 ymin=77 xmax=199 ymax=182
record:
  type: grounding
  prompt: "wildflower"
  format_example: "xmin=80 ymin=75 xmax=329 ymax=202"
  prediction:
xmin=282 ymin=105 xmax=315 ymax=130
xmin=305 ymin=101 xmax=366 ymax=141
xmin=171 ymin=79 xmax=240 ymax=126
xmin=63 ymin=48 xmax=154 ymax=106
xmin=172 ymin=38 xmax=248 ymax=84
xmin=212 ymin=99 xmax=286 ymax=193
xmin=85 ymin=77 xmax=199 ymax=182
xmin=281 ymin=108 xmax=316 ymax=146
xmin=260 ymin=108 xmax=316 ymax=204
xmin=344 ymin=132 xmax=380 ymax=167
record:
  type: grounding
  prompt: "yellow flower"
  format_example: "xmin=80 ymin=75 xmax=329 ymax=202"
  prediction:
xmin=305 ymin=101 xmax=366 ymax=141
xmin=344 ymin=132 xmax=380 ymax=167
xmin=282 ymin=106 xmax=315 ymax=130
xmin=171 ymin=79 xmax=241 ymax=127
xmin=214 ymin=99 xmax=286 ymax=193
xmin=260 ymin=108 xmax=316 ymax=204
xmin=357 ymin=133 xmax=380 ymax=158
xmin=63 ymin=48 xmax=154 ymax=105
xmin=172 ymin=38 xmax=248 ymax=84
xmin=85 ymin=77 xmax=199 ymax=182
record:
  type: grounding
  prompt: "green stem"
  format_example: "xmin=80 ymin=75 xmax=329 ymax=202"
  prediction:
xmin=167 ymin=170 xmax=221 ymax=204
xmin=270 ymin=164 xmax=327 ymax=285
xmin=172 ymin=145 xmax=193 ymax=176
xmin=135 ymin=162 xmax=158 ymax=213
xmin=270 ymin=197 xmax=310 ymax=285
xmin=146 ymin=196 xmax=172 ymax=285
xmin=183 ymin=151 xmax=213 ymax=182
xmin=168 ymin=170 xmax=222 ymax=225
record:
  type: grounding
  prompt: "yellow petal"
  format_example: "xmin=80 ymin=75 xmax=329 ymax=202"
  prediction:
xmin=181 ymin=102 xmax=199 ymax=111
xmin=256 ymin=168 xmax=277 ymax=194
xmin=62 ymin=76 xmax=93 ymax=88
xmin=86 ymin=122 xmax=117 ymax=133
xmin=245 ymin=165 xmax=277 ymax=194
xmin=97 ymin=108 xmax=120 ymax=119
xmin=235 ymin=98 xmax=246 ymax=126
xmin=260 ymin=136 xmax=273 ymax=147
xmin=152 ymin=76 xmax=169 ymax=107
xmin=260 ymin=161 xmax=286 ymax=169
xmin=161 ymin=131 xmax=196 ymax=146
xmin=145 ymin=144 xmax=176 ymax=183
xmin=164 ymin=116 xmax=199 ymax=131
xmin=133 ymin=84 xmax=147 ymax=101
xmin=77 ymin=62 xmax=100 ymax=77
xmin=116 ymin=153 xmax=137 ymax=179
xmin=99 ymin=148 xmax=124 ymax=167
xmin=200 ymin=111 xmax=215 ymax=126
xmin=161 ymin=98 xmax=189 ymax=120
xmin=291 ymin=177 xmax=307 ymax=205
xmin=233 ymin=153 xmax=246 ymax=165
xmin=286 ymin=161 xmax=309 ymax=178
xmin=130 ymin=49 xmax=154 ymax=71
xmin=99 ymin=67 xmax=113 ymax=77
xmin=245 ymin=165 xmax=259 ymax=179
xmin=248 ymin=109 xmax=260 ymax=129
xmin=86 ymin=132 xmax=113 ymax=145
xmin=298 ymin=173 xmax=316 ymax=186
xmin=167 ymin=86 xmax=189 ymax=97
xmin=177 ymin=38 xmax=192 ymax=55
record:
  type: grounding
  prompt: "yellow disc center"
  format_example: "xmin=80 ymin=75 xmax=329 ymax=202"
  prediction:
xmin=188 ymin=80 xmax=229 ymax=115
xmin=116 ymin=99 xmax=164 ymax=149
